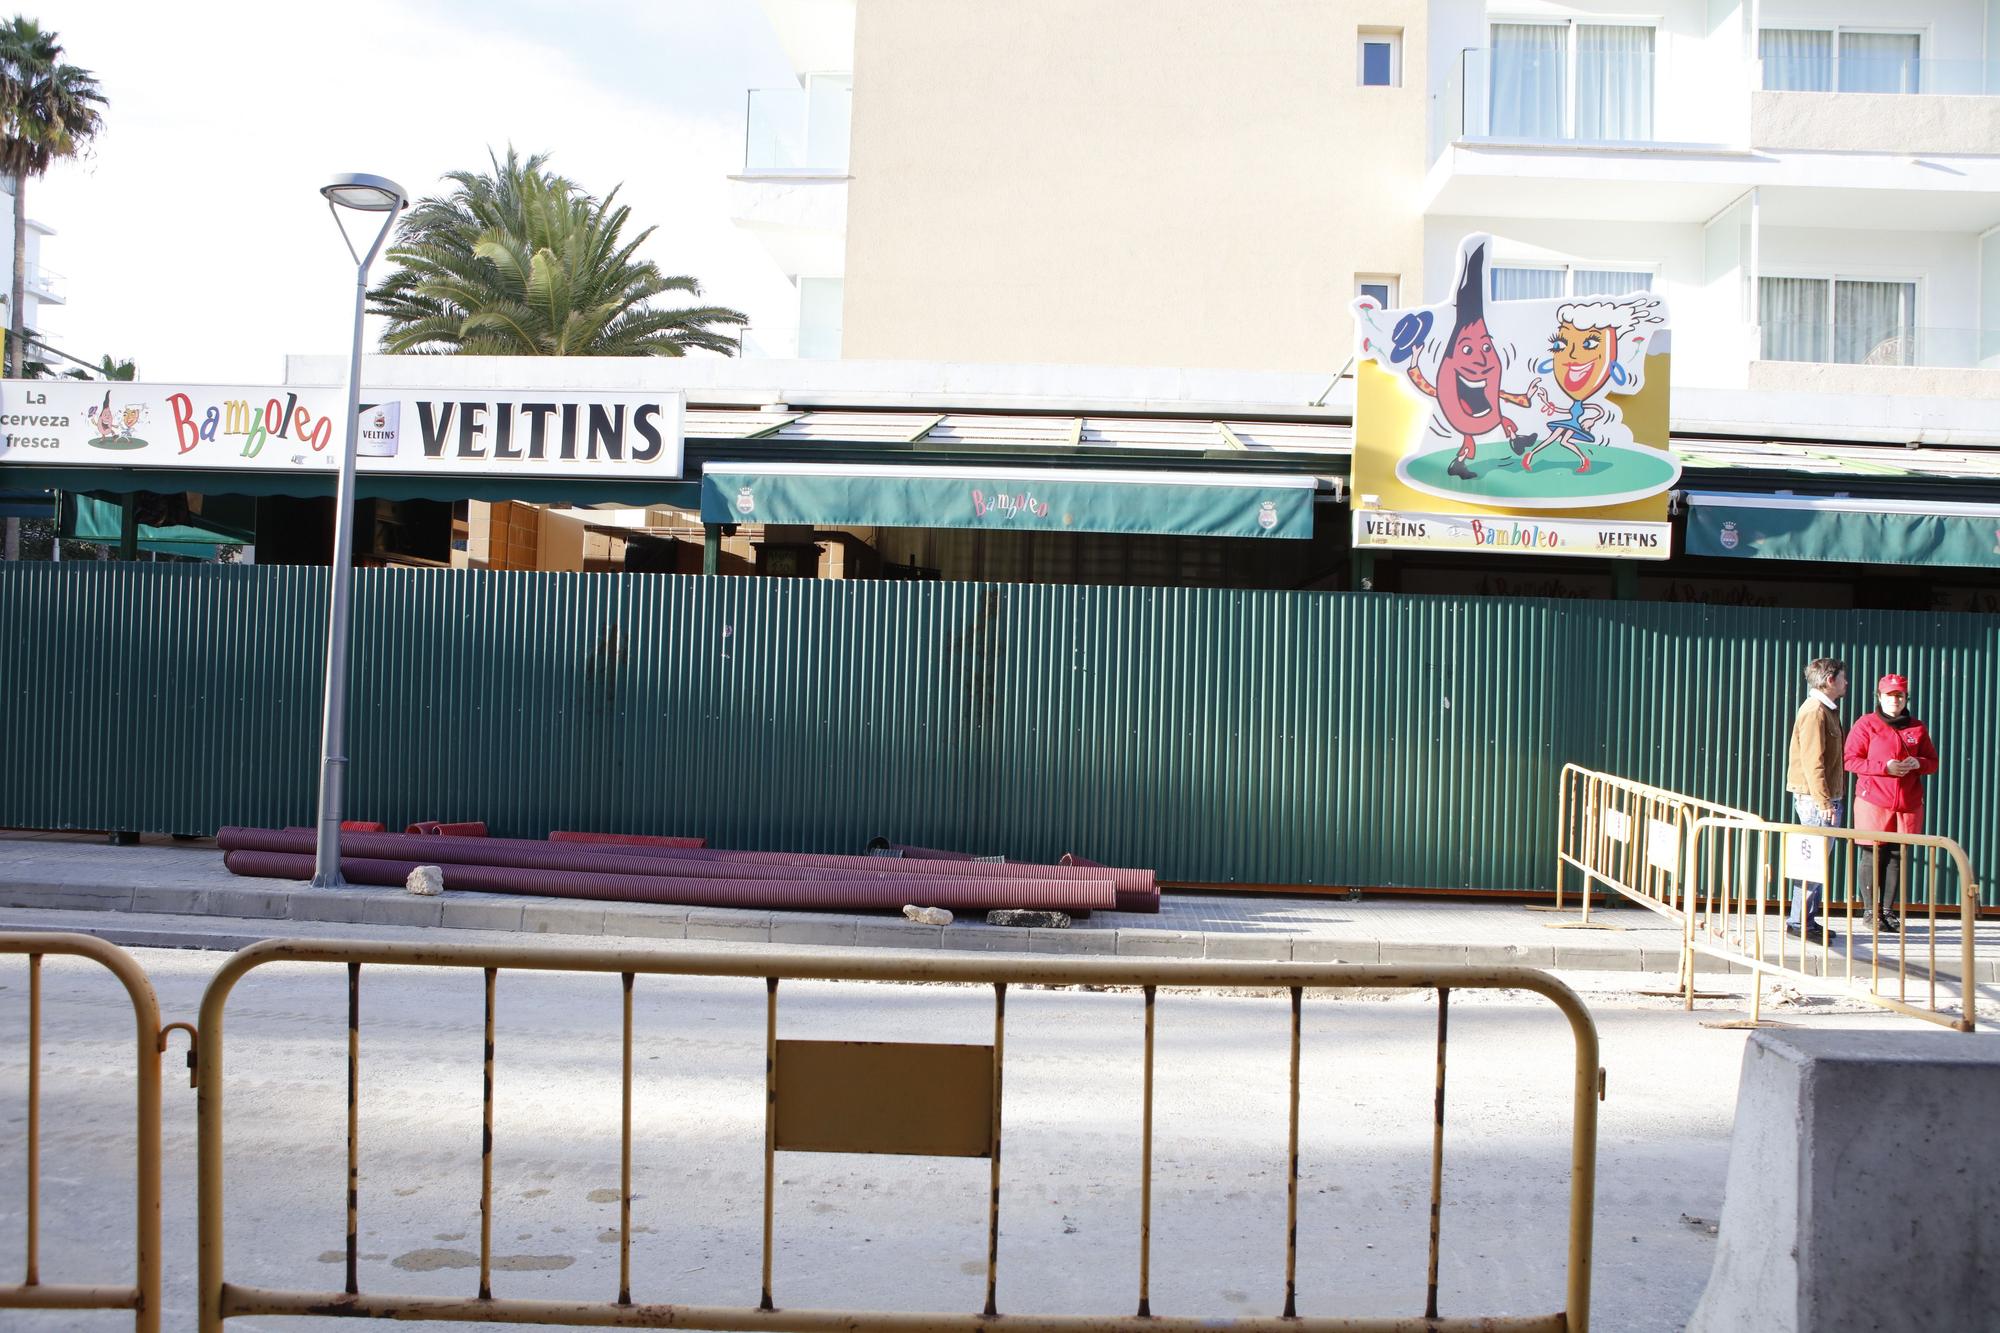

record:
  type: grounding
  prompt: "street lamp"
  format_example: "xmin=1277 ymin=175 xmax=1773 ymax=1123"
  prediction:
xmin=312 ymin=172 xmax=408 ymax=888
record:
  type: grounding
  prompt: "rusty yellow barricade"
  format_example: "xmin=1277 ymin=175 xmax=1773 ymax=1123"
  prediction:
xmin=195 ymin=939 xmax=1605 ymax=1333
xmin=1552 ymin=764 xmax=1758 ymax=929
xmin=1685 ymin=817 xmax=1986 ymax=1031
xmin=0 ymin=931 xmax=180 ymax=1332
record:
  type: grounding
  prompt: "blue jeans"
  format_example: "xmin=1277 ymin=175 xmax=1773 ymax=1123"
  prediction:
xmin=1787 ymin=794 xmax=1844 ymax=927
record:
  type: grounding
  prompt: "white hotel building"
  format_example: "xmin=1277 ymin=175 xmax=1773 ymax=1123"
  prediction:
xmin=735 ymin=0 xmax=2000 ymax=401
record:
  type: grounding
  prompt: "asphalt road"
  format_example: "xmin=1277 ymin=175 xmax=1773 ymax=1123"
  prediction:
xmin=0 ymin=942 xmax=1909 ymax=1332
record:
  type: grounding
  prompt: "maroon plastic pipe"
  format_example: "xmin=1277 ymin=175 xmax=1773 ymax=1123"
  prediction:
xmin=224 ymin=851 xmax=1114 ymax=912
xmin=221 ymin=826 xmax=1157 ymax=912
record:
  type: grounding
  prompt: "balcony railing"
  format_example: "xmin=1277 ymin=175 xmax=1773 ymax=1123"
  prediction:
xmin=743 ymin=83 xmax=852 ymax=175
xmin=1452 ymin=45 xmax=1659 ymax=144
xmin=731 ymin=323 xmax=844 ymax=360
xmin=1760 ymin=53 xmax=1998 ymax=97
xmin=1760 ymin=322 xmax=2000 ymax=371
xmin=22 ymin=265 xmax=62 ymax=299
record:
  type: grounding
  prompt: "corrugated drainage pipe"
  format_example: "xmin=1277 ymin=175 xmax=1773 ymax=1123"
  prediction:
xmin=223 ymin=851 xmax=1115 ymax=913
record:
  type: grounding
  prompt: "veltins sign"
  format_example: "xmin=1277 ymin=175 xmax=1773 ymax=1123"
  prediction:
xmin=0 ymin=380 xmax=685 ymax=480
xmin=1348 ymin=233 xmax=1676 ymax=560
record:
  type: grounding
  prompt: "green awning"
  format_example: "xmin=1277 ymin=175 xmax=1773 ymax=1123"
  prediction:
xmin=700 ymin=462 xmax=1317 ymax=539
xmin=1687 ymin=493 xmax=2000 ymax=570
xmin=64 ymin=492 xmax=259 ymax=557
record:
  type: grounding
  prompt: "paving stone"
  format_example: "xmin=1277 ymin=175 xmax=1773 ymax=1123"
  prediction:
xmin=942 ymin=924 xmax=1029 ymax=952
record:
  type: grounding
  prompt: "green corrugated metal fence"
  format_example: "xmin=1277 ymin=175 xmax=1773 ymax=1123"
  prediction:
xmin=1 ymin=564 xmax=1994 ymax=900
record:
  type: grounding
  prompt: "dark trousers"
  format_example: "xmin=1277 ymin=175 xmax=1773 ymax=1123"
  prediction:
xmin=1856 ymin=844 xmax=1903 ymax=920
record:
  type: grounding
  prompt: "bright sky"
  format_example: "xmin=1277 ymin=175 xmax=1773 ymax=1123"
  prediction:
xmin=31 ymin=0 xmax=802 ymax=383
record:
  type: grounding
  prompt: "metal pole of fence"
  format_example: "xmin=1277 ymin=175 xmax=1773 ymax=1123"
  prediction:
xmin=619 ymin=972 xmax=634 ymax=1307
xmin=1136 ymin=985 xmax=1155 ymax=1319
xmin=984 ymin=983 xmax=1006 ymax=1319
xmin=760 ymin=977 xmax=778 ymax=1312
xmin=1283 ymin=986 xmax=1303 ymax=1320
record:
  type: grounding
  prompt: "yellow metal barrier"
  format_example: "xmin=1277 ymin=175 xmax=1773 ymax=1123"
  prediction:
xmin=1686 ymin=818 xmax=1985 ymax=1032
xmin=0 ymin=932 xmax=175 ymax=1332
xmin=1552 ymin=764 xmax=1757 ymax=930
xmin=194 ymin=939 xmax=1605 ymax=1333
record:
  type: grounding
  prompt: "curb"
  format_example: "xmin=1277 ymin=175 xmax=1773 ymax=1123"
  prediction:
xmin=0 ymin=874 xmax=1752 ymax=975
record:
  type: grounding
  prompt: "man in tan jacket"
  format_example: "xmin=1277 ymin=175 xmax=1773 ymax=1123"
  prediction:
xmin=1785 ymin=656 xmax=1848 ymax=941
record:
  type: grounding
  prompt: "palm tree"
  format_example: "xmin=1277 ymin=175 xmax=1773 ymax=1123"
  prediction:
xmin=0 ymin=19 xmax=105 ymax=377
xmin=369 ymin=148 xmax=746 ymax=356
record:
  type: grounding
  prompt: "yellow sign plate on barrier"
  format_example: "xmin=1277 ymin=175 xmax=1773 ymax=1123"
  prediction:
xmin=775 ymin=1038 xmax=994 ymax=1157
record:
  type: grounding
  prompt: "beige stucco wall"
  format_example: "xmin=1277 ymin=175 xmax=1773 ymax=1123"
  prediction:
xmin=841 ymin=0 xmax=1427 ymax=373
xmin=1751 ymin=91 xmax=2000 ymax=156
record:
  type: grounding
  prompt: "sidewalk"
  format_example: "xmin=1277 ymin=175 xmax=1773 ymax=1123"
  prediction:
xmin=3 ymin=832 xmax=1995 ymax=982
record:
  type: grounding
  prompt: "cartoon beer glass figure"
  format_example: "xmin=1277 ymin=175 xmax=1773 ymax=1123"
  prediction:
xmin=1517 ymin=297 xmax=1663 ymax=474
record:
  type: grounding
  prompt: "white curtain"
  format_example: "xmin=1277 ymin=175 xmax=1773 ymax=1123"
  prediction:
xmin=1576 ymin=25 xmax=1653 ymax=140
xmin=1839 ymin=32 xmax=1921 ymax=94
xmin=1573 ymin=269 xmax=1651 ymax=298
xmin=1760 ymin=29 xmax=1833 ymax=91
xmin=1492 ymin=267 xmax=1565 ymax=301
xmin=1835 ymin=280 xmax=1917 ymax=365
xmin=1760 ymin=277 xmax=1829 ymax=362
xmin=1489 ymin=23 xmax=1565 ymax=137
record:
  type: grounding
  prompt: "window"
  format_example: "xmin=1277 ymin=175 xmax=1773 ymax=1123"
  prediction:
xmin=1359 ymin=29 xmax=1401 ymax=87
xmin=1356 ymin=275 xmax=1399 ymax=307
xmin=1760 ymin=276 xmax=1919 ymax=364
xmin=1760 ymin=28 xmax=1922 ymax=93
xmin=1491 ymin=265 xmax=1654 ymax=301
xmin=1489 ymin=20 xmax=1654 ymax=140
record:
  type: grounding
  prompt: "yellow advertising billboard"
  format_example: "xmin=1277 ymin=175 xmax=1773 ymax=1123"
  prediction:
xmin=1349 ymin=234 xmax=1676 ymax=560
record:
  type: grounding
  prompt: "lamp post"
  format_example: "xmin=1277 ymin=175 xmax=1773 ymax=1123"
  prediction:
xmin=312 ymin=172 xmax=408 ymax=888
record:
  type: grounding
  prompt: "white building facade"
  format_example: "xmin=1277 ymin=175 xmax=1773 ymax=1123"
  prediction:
xmin=736 ymin=0 xmax=2000 ymax=406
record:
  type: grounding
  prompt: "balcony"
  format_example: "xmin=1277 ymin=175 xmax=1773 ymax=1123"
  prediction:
xmin=22 ymin=264 xmax=63 ymax=303
xmin=742 ymin=81 xmax=851 ymax=176
xmin=1751 ymin=56 xmax=2000 ymax=154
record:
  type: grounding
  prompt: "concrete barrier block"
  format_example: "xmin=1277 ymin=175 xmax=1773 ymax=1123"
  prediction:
xmin=523 ymin=905 xmax=609 ymax=936
xmin=439 ymin=899 xmax=527 ymax=932
xmin=943 ymin=924 xmax=1030 ymax=952
xmin=1688 ymin=1030 xmax=2000 ymax=1333
xmin=1293 ymin=937 xmax=1377 ymax=964
xmin=682 ymin=910 xmax=771 ymax=943
xmin=1115 ymin=930 xmax=1202 ymax=958
xmin=771 ymin=918 xmax=856 ymax=948
xmin=1027 ymin=929 xmax=1118 ymax=955
xmin=1203 ymin=934 xmax=1293 ymax=962
xmin=855 ymin=920 xmax=940 ymax=950
xmin=2 ymin=881 xmax=135 ymax=911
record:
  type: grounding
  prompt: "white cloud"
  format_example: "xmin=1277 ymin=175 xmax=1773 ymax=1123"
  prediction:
xmin=31 ymin=0 xmax=803 ymax=382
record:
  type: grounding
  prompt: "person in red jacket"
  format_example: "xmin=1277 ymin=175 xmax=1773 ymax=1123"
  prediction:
xmin=1843 ymin=673 xmax=1939 ymax=932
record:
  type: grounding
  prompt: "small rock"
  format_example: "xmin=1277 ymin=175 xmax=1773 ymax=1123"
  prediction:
xmin=1765 ymin=982 xmax=1810 ymax=1008
xmin=986 ymin=909 xmax=1071 ymax=929
xmin=406 ymin=865 xmax=444 ymax=896
xmin=903 ymin=904 xmax=952 ymax=926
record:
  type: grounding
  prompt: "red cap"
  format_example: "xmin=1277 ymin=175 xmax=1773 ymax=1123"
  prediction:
xmin=1878 ymin=673 xmax=1909 ymax=695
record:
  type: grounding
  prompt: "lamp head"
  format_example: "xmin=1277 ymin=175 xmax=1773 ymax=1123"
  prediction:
xmin=320 ymin=172 xmax=408 ymax=213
